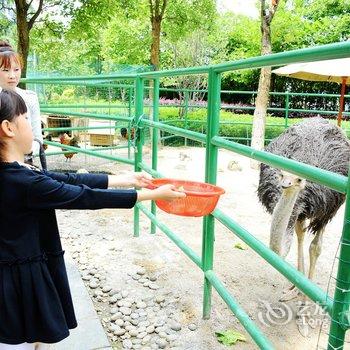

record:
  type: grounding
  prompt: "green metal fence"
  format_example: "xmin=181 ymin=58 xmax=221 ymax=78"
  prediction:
xmin=23 ymin=41 xmax=350 ymax=349
xmin=25 ymin=70 xmax=350 ymax=147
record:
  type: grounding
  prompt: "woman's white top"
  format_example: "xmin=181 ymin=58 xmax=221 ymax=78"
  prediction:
xmin=15 ymin=87 xmax=43 ymax=155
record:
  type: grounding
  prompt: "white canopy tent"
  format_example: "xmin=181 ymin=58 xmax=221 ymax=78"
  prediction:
xmin=273 ymin=57 xmax=350 ymax=126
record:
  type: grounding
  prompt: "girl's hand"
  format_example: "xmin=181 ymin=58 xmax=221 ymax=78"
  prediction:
xmin=129 ymin=172 xmax=153 ymax=188
xmin=137 ymin=184 xmax=186 ymax=202
xmin=153 ymin=184 xmax=186 ymax=201
xmin=108 ymin=172 xmax=152 ymax=188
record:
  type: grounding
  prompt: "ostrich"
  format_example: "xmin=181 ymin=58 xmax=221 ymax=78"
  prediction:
xmin=257 ymin=117 xmax=350 ymax=334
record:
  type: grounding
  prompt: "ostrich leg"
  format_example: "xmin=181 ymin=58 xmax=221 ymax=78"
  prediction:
xmin=296 ymin=228 xmax=324 ymax=337
xmin=308 ymin=228 xmax=324 ymax=281
xmin=280 ymin=220 xmax=307 ymax=302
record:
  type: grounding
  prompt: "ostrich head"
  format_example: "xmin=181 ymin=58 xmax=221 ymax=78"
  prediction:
xmin=270 ymin=171 xmax=306 ymax=257
xmin=279 ymin=171 xmax=306 ymax=192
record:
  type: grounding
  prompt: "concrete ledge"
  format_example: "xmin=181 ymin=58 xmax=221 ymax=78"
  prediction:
xmin=51 ymin=253 xmax=112 ymax=350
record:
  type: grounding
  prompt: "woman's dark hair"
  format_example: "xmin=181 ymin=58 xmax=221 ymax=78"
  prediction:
xmin=0 ymin=89 xmax=27 ymax=161
xmin=0 ymin=40 xmax=22 ymax=69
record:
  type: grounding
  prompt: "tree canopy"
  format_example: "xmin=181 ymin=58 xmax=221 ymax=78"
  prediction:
xmin=0 ymin=0 xmax=349 ymax=93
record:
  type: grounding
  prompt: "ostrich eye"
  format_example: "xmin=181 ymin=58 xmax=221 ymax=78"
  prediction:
xmin=297 ymin=179 xmax=302 ymax=183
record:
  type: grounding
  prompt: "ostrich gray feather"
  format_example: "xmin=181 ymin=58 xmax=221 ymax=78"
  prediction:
xmin=258 ymin=117 xmax=350 ymax=234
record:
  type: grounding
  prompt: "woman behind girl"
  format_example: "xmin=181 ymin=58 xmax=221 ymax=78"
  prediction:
xmin=0 ymin=89 xmax=185 ymax=350
xmin=0 ymin=40 xmax=42 ymax=163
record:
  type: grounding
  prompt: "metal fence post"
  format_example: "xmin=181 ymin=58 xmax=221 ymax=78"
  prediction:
xmin=128 ymin=87 xmax=133 ymax=159
xmin=284 ymin=91 xmax=289 ymax=129
xmin=328 ymin=169 xmax=350 ymax=349
xmin=134 ymin=77 xmax=144 ymax=237
xmin=202 ymin=69 xmax=221 ymax=319
xmin=184 ymin=91 xmax=189 ymax=146
xmin=151 ymin=78 xmax=160 ymax=234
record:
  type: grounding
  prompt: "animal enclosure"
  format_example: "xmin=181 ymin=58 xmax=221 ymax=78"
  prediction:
xmin=24 ymin=41 xmax=350 ymax=350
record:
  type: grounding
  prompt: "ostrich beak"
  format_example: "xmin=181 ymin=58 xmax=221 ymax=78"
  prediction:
xmin=281 ymin=178 xmax=293 ymax=189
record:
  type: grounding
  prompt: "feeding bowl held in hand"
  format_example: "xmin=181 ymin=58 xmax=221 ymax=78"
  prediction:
xmin=147 ymin=178 xmax=225 ymax=217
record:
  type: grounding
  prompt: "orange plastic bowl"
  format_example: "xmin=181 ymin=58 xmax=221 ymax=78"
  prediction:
xmin=148 ymin=178 xmax=225 ymax=217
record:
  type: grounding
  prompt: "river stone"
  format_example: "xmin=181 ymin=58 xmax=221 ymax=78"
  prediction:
xmin=136 ymin=301 xmax=147 ymax=309
xmin=146 ymin=325 xmax=155 ymax=334
xmin=109 ymin=295 xmax=119 ymax=304
xmin=188 ymin=323 xmax=197 ymax=331
xmin=102 ymin=285 xmax=112 ymax=293
xmin=142 ymin=335 xmax=151 ymax=344
xmin=123 ymin=301 xmax=132 ymax=308
xmin=137 ymin=331 xmax=148 ymax=339
xmin=109 ymin=308 xmax=118 ymax=314
xmin=170 ymin=322 xmax=181 ymax=331
xmin=82 ymin=274 xmax=91 ymax=281
xmin=114 ymin=328 xmax=126 ymax=336
xmin=136 ymin=267 xmax=146 ymax=275
xmin=120 ymin=307 xmax=132 ymax=316
xmin=167 ymin=334 xmax=178 ymax=342
xmin=155 ymin=296 xmax=165 ymax=304
xmin=121 ymin=290 xmax=129 ymax=298
xmin=115 ymin=319 xmax=124 ymax=327
xmin=131 ymin=319 xmax=139 ymax=326
xmin=148 ymin=283 xmax=159 ymax=290
xmin=156 ymin=338 xmax=168 ymax=349
xmin=129 ymin=329 xmax=139 ymax=337
xmin=89 ymin=280 xmax=99 ymax=289
xmin=122 ymin=339 xmax=132 ymax=349
xmin=139 ymin=320 xmax=151 ymax=328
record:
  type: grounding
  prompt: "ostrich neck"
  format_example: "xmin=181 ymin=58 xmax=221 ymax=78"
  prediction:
xmin=270 ymin=188 xmax=300 ymax=257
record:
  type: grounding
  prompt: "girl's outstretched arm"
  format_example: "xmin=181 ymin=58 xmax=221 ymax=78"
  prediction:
xmin=27 ymin=173 xmax=184 ymax=210
xmin=44 ymin=171 xmax=151 ymax=189
xmin=27 ymin=172 xmax=137 ymax=210
xmin=108 ymin=171 xmax=152 ymax=188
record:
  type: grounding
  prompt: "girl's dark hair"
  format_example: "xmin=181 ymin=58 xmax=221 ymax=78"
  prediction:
xmin=0 ymin=40 xmax=22 ymax=69
xmin=0 ymin=89 xmax=27 ymax=161
xmin=0 ymin=89 xmax=27 ymax=122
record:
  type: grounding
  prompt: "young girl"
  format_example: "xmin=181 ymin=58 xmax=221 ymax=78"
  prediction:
xmin=0 ymin=89 xmax=185 ymax=350
xmin=0 ymin=40 xmax=42 ymax=163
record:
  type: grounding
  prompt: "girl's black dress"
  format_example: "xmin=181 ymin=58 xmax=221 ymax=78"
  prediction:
xmin=0 ymin=162 xmax=137 ymax=344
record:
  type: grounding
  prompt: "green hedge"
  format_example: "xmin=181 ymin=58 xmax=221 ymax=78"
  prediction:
xmin=157 ymin=107 xmax=350 ymax=146
xmin=158 ymin=107 xmax=301 ymax=145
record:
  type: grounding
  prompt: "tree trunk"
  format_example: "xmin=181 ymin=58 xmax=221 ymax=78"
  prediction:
xmin=14 ymin=0 xmax=43 ymax=85
xmin=251 ymin=66 xmax=271 ymax=153
xmin=150 ymin=19 xmax=161 ymax=70
xmin=15 ymin=0 xmax=30 ymax=81
xmin=250 ymin=0 xmax=279 ymax=169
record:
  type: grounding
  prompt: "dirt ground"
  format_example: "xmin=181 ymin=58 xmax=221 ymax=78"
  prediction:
xmin=44 ymin=145 xmax=349 ymax=350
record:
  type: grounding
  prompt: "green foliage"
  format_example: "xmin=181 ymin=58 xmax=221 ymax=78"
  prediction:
xmin=100 ymin=7 xmax=151 ymax=66
xmin=17 ymin=0 xmax=350 ymax=102
xmin=233 ymin=242 xmax=248 ymax=250
xmin=27 ymin=0 xmax=218 ymax=76
xmin=30 ymin=22 xmax=97 ymax=75
xmin=0 ymin=13 xmax=15 ymax=42
xmin=215 ymin=329 xmax=246 ymax=346
xmin=162 ymin=0 xmax=216 ymax=43
xmin=222 ymin=0 xmax=350 ymax=91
